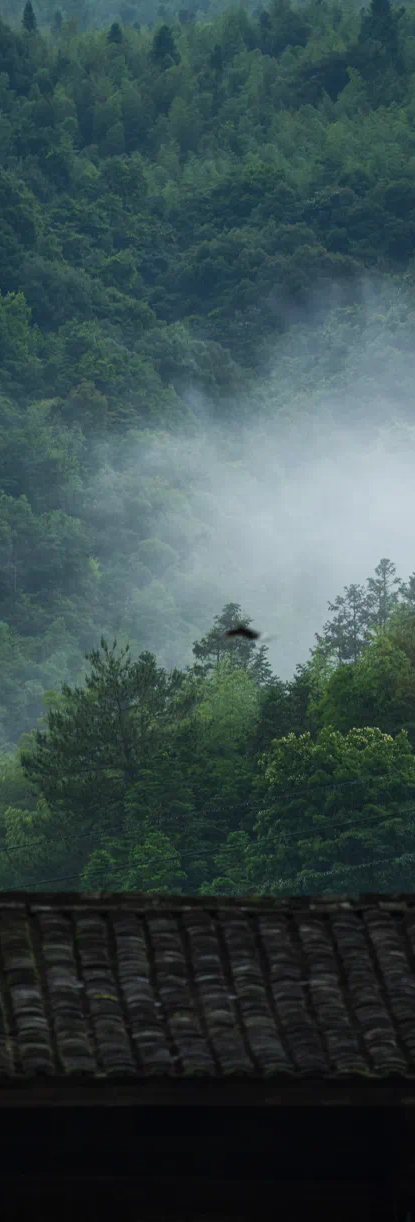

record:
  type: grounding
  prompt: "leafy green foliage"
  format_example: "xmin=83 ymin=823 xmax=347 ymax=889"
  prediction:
xmin=5 ymin=575 xmax=415 ymax=894
xmin=315 ymin=560 xmax=403 ymax=662
xmin=0 ymin=2 xmax=415 ymax=893
xmin=248 ymin=725 xmax=415 ymax=894
xmin=192 ymin=601 xmax=270 ymax=683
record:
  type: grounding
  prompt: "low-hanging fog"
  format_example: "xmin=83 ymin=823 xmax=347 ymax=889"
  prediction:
xmin=85 ymin=286 xmax=415 ymax=682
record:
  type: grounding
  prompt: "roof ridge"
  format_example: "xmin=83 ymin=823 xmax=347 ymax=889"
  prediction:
xmin=0 ymin=892 xmax=413 ymax=911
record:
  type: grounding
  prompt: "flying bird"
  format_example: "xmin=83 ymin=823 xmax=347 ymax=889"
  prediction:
xmin=225 ymin=625 xmax=260 ymax=641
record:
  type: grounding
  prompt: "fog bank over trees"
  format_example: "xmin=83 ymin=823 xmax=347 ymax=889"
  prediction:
xmin=1 ymin=0 xmax=415 ymax=891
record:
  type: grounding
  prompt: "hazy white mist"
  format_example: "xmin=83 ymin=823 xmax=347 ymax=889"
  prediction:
xmin=87 ymin=290 xmax=415 ymax=681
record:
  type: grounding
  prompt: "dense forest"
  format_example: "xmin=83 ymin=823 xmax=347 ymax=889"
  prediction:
xmin=2 ymin=0 xmax=415 ymax=892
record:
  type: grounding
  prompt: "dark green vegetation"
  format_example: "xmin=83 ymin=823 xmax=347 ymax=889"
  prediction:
xmin=5 ymin=567 xmax=415 ymax=894
xmin=2 ymin=0 xmax=415 ymax=891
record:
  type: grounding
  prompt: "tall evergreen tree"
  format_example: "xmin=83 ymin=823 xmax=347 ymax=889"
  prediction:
xmin=22 ymin=0 xmax=36 ymax=32
xmin=192 ymin=603 xmax=253 ymax=674
xmin=366 ymin=558 xmax=401 ymax=629
xmin=317 ymin=561 xmax=402 ymax=662
xmin=150 ymin=23 xmax=181 ymax=67
xmin=192 ymin=602 xmax=271 ymax=681
xmin=316 ymin=582 xmax=373 ymax=662
xmin=107 ymin=21 xmax=123 ymax=43
xmin=398 ymin=572 xmax=415 ymax=614
xmin=359 ymin=0 xmax=403 ymax=58
xmin=248 ymin=643 xmax=273 ymax=687
xmin=51 ymin=9 xmax=62 ymax=35
xmin=250 ymin=676 xmax=290 ymax=758
xmin=21 ymin=639 xmax=185 ymax=846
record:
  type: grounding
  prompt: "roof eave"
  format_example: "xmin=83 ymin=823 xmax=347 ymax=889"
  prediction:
xmin=1 ymin=1074 xmax=415 ymax=1106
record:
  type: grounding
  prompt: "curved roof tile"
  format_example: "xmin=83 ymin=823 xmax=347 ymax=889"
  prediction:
xmin=0 ymin=894 xmax=414 ymax=1086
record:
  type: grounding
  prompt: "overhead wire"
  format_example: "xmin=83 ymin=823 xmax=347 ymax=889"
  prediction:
xmin=3 ymin=773 xmax=414 ymax=867
xmin=9 ymin=798 xmax=415 ymax=891
xmin=275 ymin=802 xmax=415 ymax=846
xmin=257 ymin=773 xmax=415 ymax=802
xmin=21 ymin=842 xmax=415 ymax=891
xmin=274 ymin=847 xmax=415 ymax=884
xmin=4 ymin=741 xmax=415 ymax=888
xmin=4 ymin=616 xmax=415 ymax=891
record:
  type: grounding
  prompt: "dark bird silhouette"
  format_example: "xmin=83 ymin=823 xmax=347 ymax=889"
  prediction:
xmin=225 ymin=625 xmax=260 ymax=641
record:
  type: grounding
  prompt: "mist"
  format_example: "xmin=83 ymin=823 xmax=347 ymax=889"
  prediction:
xmin=190 ymin=417 xmax=415 ymax=678
xmin=85 ymin=285 xmax=415 ymax=682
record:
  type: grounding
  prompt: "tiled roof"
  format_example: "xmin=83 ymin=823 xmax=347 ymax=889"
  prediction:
xmin=0 ymin=893 xmax=415 ymax=1089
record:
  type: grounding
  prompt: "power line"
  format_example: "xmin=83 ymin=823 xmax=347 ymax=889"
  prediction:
xmin=263 ymin=774 xmax=415 ymax=802
xmin=263 ymin=850 xmax=415 ymax=893
xmin=0 ymin=814 xmax=135 ymax=861
xmin=12 ymin=806 xmax=415 ymax=894
xmin=19 ymin=845 xmax=415 ymax=892
xmin=276 ymin=803 xmax=415 ymax=846
xmin=5 ymin=790 xmax=415 ymax=874
xmin=3 ymin=777 xmax=415 ymax=889
xmin=21 ymin=852 xmax=139 ymax=889
xmin=294 ymin=849 xmax=415 ymax=881
xmin=17 ymin=765 xmax=415 ymax=810
xmin=2 ymin=784 xmax=415 ymax=871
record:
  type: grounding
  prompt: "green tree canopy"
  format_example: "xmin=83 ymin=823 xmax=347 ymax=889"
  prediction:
xmin=21 ymin=638 xmax=185 ymax=875
xmin=22 ymin=1 xmax=36 ymax=33
xmin=192 ymin=602 xmax=271 ymax=684
xmin=248 ymin=725 xmax=415 ymax=894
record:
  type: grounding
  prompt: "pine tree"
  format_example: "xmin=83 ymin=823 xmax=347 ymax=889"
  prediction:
xmin=317 ymin=561 xmax=402 ymax=661
xmin=150 ymin=24 xmax=180 ymax=67
xmin=20 ymin=640 xmax=189 ymax=889
xmin=51 ymin=9 xmax=62 ymax=34
xmin=250 ymin=677 xmax=290 ymax=756
xmin=107 ymin=21 xmax=123 ymax=43
xmin=398 ymin=572 xmax=415 ymax=613
xmin=366 ymin=558 xmax=401 ymax=630
xmin=358 ymin=0 xmax=405 ymax=68
xmin=209 ymin=43 xmax=224 ymax=74
xmin=21 ymin=639 xmax=183 ymax=832
xmin=192 ymin=603 xmax=259 ymax=676
xmin=248 ymin=643 xmax=273 ymax=687
xmin=22 ymin=0 xmax=36 ymax=32
xmin=316 ymin=582 xmax=373 ymax=663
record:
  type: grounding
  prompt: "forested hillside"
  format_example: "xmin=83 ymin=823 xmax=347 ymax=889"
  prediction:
xmin=2 ymin=0 xmax=415 ymax=892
